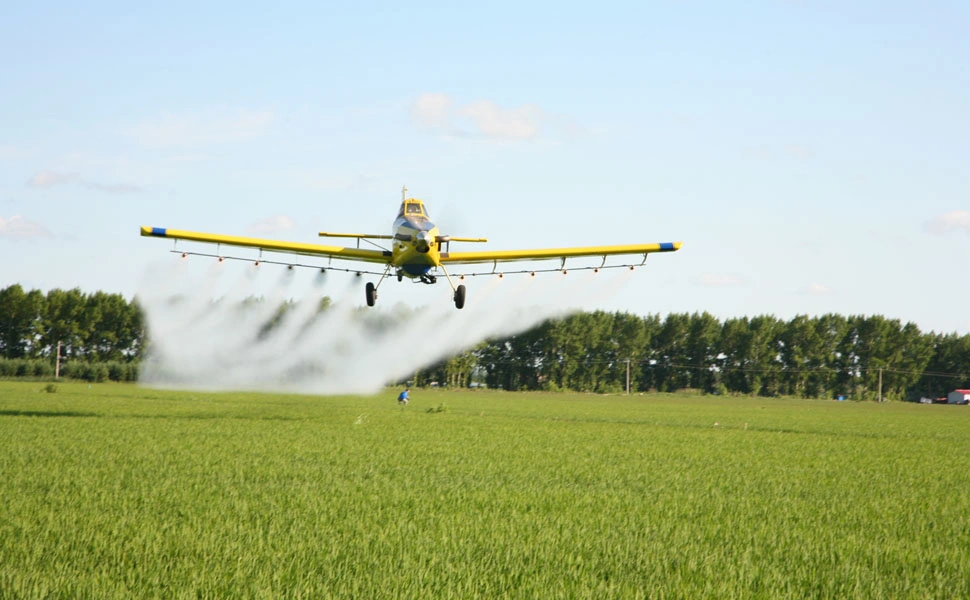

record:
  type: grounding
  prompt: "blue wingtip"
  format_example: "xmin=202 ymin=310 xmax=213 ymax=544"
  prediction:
xmin=151 ymin=227 xmax=167 ymax=236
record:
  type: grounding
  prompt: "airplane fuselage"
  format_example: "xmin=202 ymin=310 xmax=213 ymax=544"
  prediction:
xmin=391 ymin=200 xmax=441 ymax=280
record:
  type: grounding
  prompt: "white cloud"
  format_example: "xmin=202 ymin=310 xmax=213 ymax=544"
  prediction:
xmin=411 ymin=93 xmax=546 ymax=140
xmin=411 ymin=93 xmax=453 ymax=131
xmin=167 ymin=154 xmax=210 ymax=163
xmin=925 ymin=210 xmax=970 ymax=235
xmin=699 ymin=273 xmax=743 ymax=286
xmin=0 ymin=145 xmax=26 ymax=160
xmin=802 ymin=283 xmax=832 ymax=295
xmin=247 ymin=215 xmax=296 ymax=235
xmin=745 ymin=144 xmax=813 ymax=161
xmin=125 ymin=109 xmax=274 ymax=147
xmin=784 ymin=144 xmax=812 ymax=159
xmin=27 ymin=171 xmax=82 ymax=188
xmin=0 ymin=215 xmax=52 ymax=239
xmin=27 ymin=170 xmax=142 ymax=194
xmin=87 ymin=181 xmax=143 ymax=194
xmin=458 ymin=100 xmax=543 ymax=140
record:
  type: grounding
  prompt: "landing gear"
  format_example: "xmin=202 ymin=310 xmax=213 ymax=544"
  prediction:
xmin=364 ymin=265 xmax=394 ymax=308
xmin=437 ymin=264 xmax=466 ymax=310
xmin=454 ymin=284 xmax=466 ymax=310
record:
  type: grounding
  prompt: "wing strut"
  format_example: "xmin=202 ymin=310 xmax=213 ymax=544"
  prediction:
xmin=373 ymin=264 xmax=393 ymax=291
xmin=439 ymin=263 xmax=458 ymax=292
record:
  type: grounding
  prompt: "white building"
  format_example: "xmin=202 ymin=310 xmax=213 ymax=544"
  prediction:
xmin=946 ymin=389 xmax=970 ymax=404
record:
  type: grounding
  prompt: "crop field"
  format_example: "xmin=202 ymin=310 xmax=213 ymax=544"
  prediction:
xmin=1 ymin=381 xmax=968 ymax=598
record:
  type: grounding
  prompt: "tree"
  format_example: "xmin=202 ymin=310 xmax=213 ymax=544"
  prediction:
xmin=916 ymin=333 xmax=970 ymax=398
xmin=479 ymin=322 xmax=552 ymax=391
xmin=719 ymin=316 xmax=753 ymax=395
xmin=892 ymin=321 xmax=935 ymax=400
xmin=0 ymin=285 xmax=46 ymax=358
xmin=685 ymin=311 xmax=721 ymax=393
xmin=84 ymin=291 xmax=143 ymax=361
xmin=611 ymin=311 xmax=651 ymax=393
xmin=39 ymin=288 xmax=87 ymax=359
xmin=541 ymin=316 xmax=589 ymax=390
xmin=568 ymin=311 xmax=614 ymax=392
xmin=718 ymin=315 xmax=784 ymax=396
xmin=650 ymin=313 xmax=692 ymax=392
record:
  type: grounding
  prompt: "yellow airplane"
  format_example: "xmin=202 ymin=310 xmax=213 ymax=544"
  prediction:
xmin=141 ymin=187 xmax=682 ymax=309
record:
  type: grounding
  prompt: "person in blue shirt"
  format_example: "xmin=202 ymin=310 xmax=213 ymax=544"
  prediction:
xmin=397 ymin=387 xmax=410 ymax=406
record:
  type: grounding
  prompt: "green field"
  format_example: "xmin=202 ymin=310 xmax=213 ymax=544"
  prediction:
xmin=1 ymin=382 xmax=968 ymax=599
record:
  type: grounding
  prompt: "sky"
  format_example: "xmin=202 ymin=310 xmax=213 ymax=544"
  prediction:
xmin=1 ymin=1 xmax=968 ymax=335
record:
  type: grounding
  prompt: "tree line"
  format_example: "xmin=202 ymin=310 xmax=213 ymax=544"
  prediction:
xmin=430 ymin=311 xmax=970 ymax=401
xmin=0 ymin=285 xmax=143 ymax=381
xmin=2 ymin=283 xmax=968 ymax=399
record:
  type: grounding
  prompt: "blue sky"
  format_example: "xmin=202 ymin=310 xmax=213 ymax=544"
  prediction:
xmin=2 ymin=1 xmax=968 ymax=334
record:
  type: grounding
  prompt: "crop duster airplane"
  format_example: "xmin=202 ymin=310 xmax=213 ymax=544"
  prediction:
xmin=141 ymin=187 xmax=682 ymax=309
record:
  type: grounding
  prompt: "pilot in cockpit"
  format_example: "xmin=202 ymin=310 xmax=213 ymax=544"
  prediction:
xmin=399 ymin=201 xmax=428 ymax=219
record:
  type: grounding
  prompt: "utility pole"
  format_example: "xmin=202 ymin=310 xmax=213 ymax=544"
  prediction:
xmin=55 ymin=341 xmax=62 ymax=379
xmin=625 ymin=359 xmax=631 ymax=395
xmin=878 ymin=368 xmax=883 ymax=402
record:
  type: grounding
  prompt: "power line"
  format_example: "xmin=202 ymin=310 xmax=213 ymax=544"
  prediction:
xmin=478 ymin=358 xmax=969 ymax=380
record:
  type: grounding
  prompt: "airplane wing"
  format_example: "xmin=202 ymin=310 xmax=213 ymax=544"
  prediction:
xmin=140 ymin=226 xmax=390 ymax=264
xmin=439 ymin=242 xmax=682 ymax=265
xmin=318 ymin=232 xmax=394 ymax=240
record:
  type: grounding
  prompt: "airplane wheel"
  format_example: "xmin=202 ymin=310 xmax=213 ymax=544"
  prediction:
xmin=454 ymin=284 xmax=466 ymax=309
xmin=365 ymin=282 xmax=377 ymax=307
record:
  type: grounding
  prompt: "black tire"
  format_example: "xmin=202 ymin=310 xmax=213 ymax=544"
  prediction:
xmin=365 ymin=282 xmax=377 ymax=307
xmin=454 ymin=284 xmax=466 ymax=309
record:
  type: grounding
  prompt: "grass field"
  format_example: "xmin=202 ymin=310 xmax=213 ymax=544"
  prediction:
xmin=1 ymin=381 xmax=968 ymax=598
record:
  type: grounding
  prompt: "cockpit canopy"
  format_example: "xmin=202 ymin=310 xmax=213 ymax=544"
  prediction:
xmin=398 ymin=199 xmax=428 ymax=219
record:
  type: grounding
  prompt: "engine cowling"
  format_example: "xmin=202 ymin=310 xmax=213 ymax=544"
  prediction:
xmin=415 ymin=231 xmax=432 ymax=253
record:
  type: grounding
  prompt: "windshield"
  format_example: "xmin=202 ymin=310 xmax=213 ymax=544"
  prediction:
xmin=398 ymin=201 xmax=428 ymax=218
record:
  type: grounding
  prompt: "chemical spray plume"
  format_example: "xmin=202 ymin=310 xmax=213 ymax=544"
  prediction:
xmin=136 ymin=258 xmax=632 ymax=395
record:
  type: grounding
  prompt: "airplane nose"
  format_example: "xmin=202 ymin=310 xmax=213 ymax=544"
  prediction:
xmin=415 ymin=231 xmax=432 ymax=253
